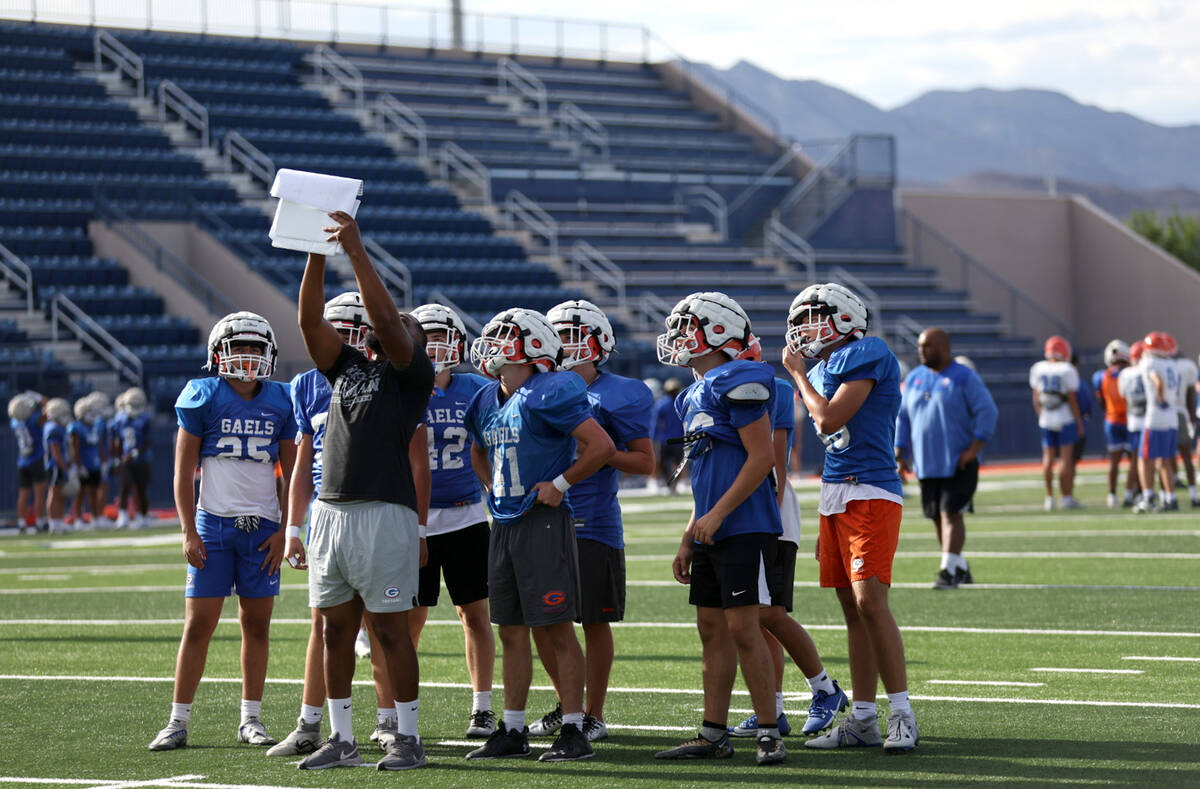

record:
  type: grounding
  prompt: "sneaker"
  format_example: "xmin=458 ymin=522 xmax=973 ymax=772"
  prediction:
xmin=1107 ymin=493 xmax=1118 ymax=508
xmin=466 ymin=709 xmax=497 ymax=739
xmin=1061 ymin=496 xmax=1082 ymax=510
xmin=883 ymin=710 xmax=919 ymax=754
xmin=1122 ymin=494 xmax=1135 ymax=508
xmin=953 ymin=566 xmax=974 ymax=586
xmin=297 ymin=734 xmax=362 ymax=769
xmin=932 ymin=568 xmax=957 ymax=590
xmin=1163 ymin=498 xmax=1180 ymax=512
xmin=582 ymin=714 xmax=608 ymax=742
xmin=804 ymin=715 xmax=882 ymax=749
xmin=370 ymin=717 xmax=398 ymax=751
xmin=802 ymin=681 xmax=849 ymax=735
xmin=237 ymin=717 xmax=277 ymax=746
xmin=465 ymin=723 xmax=531 ymax=759
xmin=528 ymin=702 xmax=563 ymax=736
xmin=354 ymin=628 xmax=371 ymax=659
xmin=266 ymin=718 xmax=321 ymax=756
xmin=1043 ymin=496 xmax=1055 ymax=512
xmin=1191 ymin=498 xmax=1200 ymax=508
xmin=729 ymin=712 xmax=788 ymax=737
xmin=539 ymin=722 xmax=594 ymax=762
xmin=756 ymin=734 xmax=786 ymax=765
xmin=655 ymin=732 xmax=734 ymax=759
xmin=148 ymin=720 xmax=188 ymax=751
xmin=377 ymin=733 xmax=426 ymax=770
xmin=1133 ymin=499 xmax=1152 ymax=514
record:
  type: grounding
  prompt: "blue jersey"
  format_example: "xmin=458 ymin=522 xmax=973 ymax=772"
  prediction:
xmin=66 ymin=420 xmax=103 ymax=471
xmin=895 ymin=361 xmax=998 ymax=479
xmin=652 ymin=392 xmax=685 ymax=442
xmin=112 ymin=412 xmax=153 ymax=461
xmin=427 ymin=373 xmax=490 ymax=509
xmin=11 ymin=413 xmax=42 ymax=469
xmin=1075 ymin=372 xmax=1094 ymax=418
xmin=464 ymin=371 xmax=592 ymax=527
xmin=773 ymin=377 xmax=797 ymax=456
xmin=291 ymin=368 xmax=331 ymax=496
xmin=676 ymin=359 xmax=782 ymax=542
xmin=42 ymin=421 xmax=66 ymax=471
xmin=569 ymin=371 xmax=654 ymax=549
xmin=175 ymin=377 xmax=296 ymax=464
xmin=806 ymin=337 xmax=903 ymax=496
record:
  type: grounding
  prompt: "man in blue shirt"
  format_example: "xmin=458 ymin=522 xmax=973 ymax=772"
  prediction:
xmin=9 ymin=391 xmax=46 ymax=534
xmin=894 ymin=328 xmax=998 ymax=590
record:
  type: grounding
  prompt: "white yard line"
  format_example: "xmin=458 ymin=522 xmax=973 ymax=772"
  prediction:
xmin=622 ymin=551 xmax=1200 ymax=561
xmin=927 ymin=680 xmax=1045 ymax=687
xmin=1122 ymin=655 xmax=1200 ymax=662
xmin=1029 ymin=668 xmax=1144 ymax=674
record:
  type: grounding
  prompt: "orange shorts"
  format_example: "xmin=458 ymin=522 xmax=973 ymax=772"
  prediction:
xmin=818 ymin=498 xmax=903 ymax=588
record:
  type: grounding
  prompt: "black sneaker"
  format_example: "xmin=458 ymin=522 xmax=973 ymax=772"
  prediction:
xmin=756 ymin=734 xmax=786 ymax=765
xmin=529 ymin=702 xmax=563 ymax=736
xmin=655 ymin=732 xmax=734 ymax=759
xmin=464 ymin=723 xmax=531 ymax=759
xmin=954 ymin=567 xmax=974 ymax=585
xmin=539 ymin=722 xmax=594 ymax=762
xmin=932 ymin=568 xmax=957 ymax=590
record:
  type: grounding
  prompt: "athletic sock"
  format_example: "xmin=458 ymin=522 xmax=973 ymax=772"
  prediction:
xmin=806 ymin=669 xmax=835 ymax=696
xmin=240 ymin=699 xmax=261 ymax=722
xmin=757 ymin=725 xmax=781 ymax=740
xmin=377 ymin=707 xmax=395 ymax=725
xmin=888 ymin=691 xmax=912 ymax=716
xmin=850 ymin=701 xmax=876 ymax=721
xmin=170 ymin=702 xmax=192 ymax=724
xmin=328 ymin=697 xmax=353 ymax=741
xmin=775 ymin=692 xmax=785 ymax=718
xmin=951 ymin=552 xmax=968 ymax=572
xmin=473 ymin=690 xmax=492 ymax=712
xmin=562 ymin=711 xmax=583 ymax=729
xmin=939 ymin=552 xmax=952 ymax=570
xmin=395 ymin=698 xmax=418 ymax=738
xmin=699 ymin=720 xmax=726 ymax=742
xmin=300 ymin=703 xmax=323 ymax=725
xmin=1189 ymin=485 xmax=1197 ymax=501
xmin=503 ymin=709 xmax=525 ymax=731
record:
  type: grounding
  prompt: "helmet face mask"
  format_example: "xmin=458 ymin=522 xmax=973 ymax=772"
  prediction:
xmin=786 ymin=283 xmax=868 ymax=359
xmin=1104 ymin=339 xmax=1130 ymax=367
xmin=657 ymin=313 xmax=710 ymax=366
xmin=207 ymin=312 xmax=277 ymax=382
xmin=548 ymin=299 xmax=615 ymax=370
xmin=469 ymin=308 xmax=561 ymax=378
xmin=412 ymin=303 xmax=468 ymax=374
xmin=657 ymin=292 xmax=751 ymax=368
xmin=324 ymin=292 xmax=372 ymax=357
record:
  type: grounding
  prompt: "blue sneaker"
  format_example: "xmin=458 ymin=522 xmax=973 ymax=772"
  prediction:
xmin=729 ymin=712 xmax=790 ymax=738
xmin=802 ymin=680 xmax=849 ymax=735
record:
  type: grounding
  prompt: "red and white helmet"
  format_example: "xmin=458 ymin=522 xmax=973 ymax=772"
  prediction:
xmin=1043 ymin=335 xmax=1072 ymax=362
xmin=412 ymin=303 xmax=469 ymax=374
xmin=1129 ymin=340 xmax=1146 ymax=365
xmin=657 ymin=291 xmax=752 ymax=367
xmin=206 ymin=311 xmax=277 ymax=382
xmin=736 ymin=332 xmax=763 ymax=362
xmin=470 ymin=308 xmax=562 ymax=377
xmin=547 ymin=299 xmax=615 ymax=370
xmin=1103 ymin=339 xmax=1130 ymax=367
xmin=324 ymin=291 xmax=371 ymax=355
xmin=786 ymin=283 xmax=869 ymax=359
xmin=1143 ymin=331 xmax=1178 ymax=358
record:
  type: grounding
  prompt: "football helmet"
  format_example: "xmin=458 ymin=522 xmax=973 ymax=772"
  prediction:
xmin=657 ymin=291 xmax=753 ymax=367
xmin=88 ymin=391 xmax=114 ymax=420
xmin=206 ymin=311 xmax=277 ymax=382
xmin=44 ymin=397 xmax=71 ymax=426
xmin=1129 ymin=340 xmax=1145 ymax=365
xmin=470 ymin=308 xmax=562 ymax=377
xmin=73 ymin=396 xmax=97 ymax=423
xmin=7 ymin=393 xmax=35 ymax=422
xmin=412 ymin=303 xmax=469 ymax=374
xmin=1103 ymin=339 xmax=1130 ymax=367
xmin=736 ymin=332 xmax=763 ymax=362
xmin=118 ymin=387 xmax=148 ymax=417
xmin=1043 ymin=335 xmax=1071 ymax=362
xmin=324 ymin=291 xmax=371 ymax=354
xmin=547 ymin=299 xmax=615 ymax=370
xmin=786 ymin=283 xmax=868 ymax=359
xmin=1143 ymin=331 xmax=1177 ymax=358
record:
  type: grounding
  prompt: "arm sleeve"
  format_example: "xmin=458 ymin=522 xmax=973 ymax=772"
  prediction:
xmin=966 ymin=371 xmax=999 ymax=442
xmin=772 ymin=379 xmax=795 ymax=433
xmin=531 ymin=374 xmax=593 ymax=435
xmin=713 ymin=363 xmax=772 ymax=429
xmin=608 ymin=381 xmax=655 ymax=445
xmin=833 ymin=339 xmax=891 ymax=384
xmin=292 ymin=374 xmax=314 ymax=437
xmin=174 ymin=379 xmax=208 ymax=437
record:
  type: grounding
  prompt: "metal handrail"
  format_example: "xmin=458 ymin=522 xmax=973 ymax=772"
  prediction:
xmin=313 ymin=43 xmax=365 ymax=110
xmin=502 ymin=191 xmax=559 ymax=257
xmin=186 ymin=195 xmax=264 ymax=262
xmin=157 ymin=79 xmax=209 ymax=148
xmin=497 ymin=57 xmax=547 ymax=115
xmin=630 ymin=291 xmax=672 ymax=333
xmin=93 ymin=30 xmax=144 ymax=98
xmin=0 ymin=241 xmax=34 ymax=313
xmin=892 ymin=314 xmax=924 ymax=354
xmin=764 ymin=216 xmax=815 ymax=283
xmin=48 ymin=293 xmax=143 ymax=386
xmin=362 ymin=237 xmax=413 ymax=311
xmin=727 ymin=142 xmax=804 ymax=216
xmin=775 ymin=137 xmax=854 ymax=219
xmin=831 ymin=265 xmax=883 ymax=335
xmin=570 ymin=241 xmax=626 ymax=307
xmin=426 ymin=289 xmax=484 ymax=335
xmin=554 ymin=101 xmax=609 ymax=160
xmin=438 ymin=141 xmax=491 ymax=199
xmin=677 ymin=186 xmax=728 ymax=241
xmin=223 ymin=131 xmax=276 ymax=189
xmin=373 ymin=94 xmax=428 ymax=163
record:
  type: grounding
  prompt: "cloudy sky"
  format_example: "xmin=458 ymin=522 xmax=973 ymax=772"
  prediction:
xmin=463 ymin=0 xmax=1200 ymax=126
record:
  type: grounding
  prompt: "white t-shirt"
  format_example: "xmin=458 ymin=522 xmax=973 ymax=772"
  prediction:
xmin=1118 ymin=366 xmax=1148 ymax=432
xmin=426 ymin=500 xmax=488 ymax=536
xmin=1140 ymin=355 xmax=1180 ymax=430
xmin=1029 ymin=360 xmax=1079 ymax=430
xmin=198 ymin=456 xmax=280 ymax=520
xmin=1172 ymin=357 xmax=1198 ymax=418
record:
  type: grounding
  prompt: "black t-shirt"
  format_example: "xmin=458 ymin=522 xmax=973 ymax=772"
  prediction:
xmin=319 ymin=343 xmax=435 ymax=508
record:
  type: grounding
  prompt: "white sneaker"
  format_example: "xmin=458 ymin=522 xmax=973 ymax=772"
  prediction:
xmin=1043 ymin=497 xmax=1056 ymax=512
xmin=237 ymin=717 xmax=278 ymax=746
xmin=354 ymin=628 xmax=371 ymax=659
xmin=266 ymin=718 xmax=322 ymax=756
xmin=116 ymin=511 xmax=129 ymax=529
xmin=1061 ymin=496 xmax=1082 ymax=510
xmin=883 ymin=710 xmax=919 ymax=753
xmin=148 ymin=720 xmax=188 ymax=751
xmin=804 ymin=715 xmax=881 ymax=749
xmin=1106 ymin=493 xmax=1118 ymax=508
xmin=370 ymin=717 xmax=397 ymax=751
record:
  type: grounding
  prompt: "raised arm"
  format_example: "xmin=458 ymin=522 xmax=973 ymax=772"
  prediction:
xmin=298 ymin=252 xmax=344 ymax=371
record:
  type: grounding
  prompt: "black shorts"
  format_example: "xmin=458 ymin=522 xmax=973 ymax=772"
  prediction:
xmin=17 ymin=465 xmax=46 ymax=488
xmin=1072 ymin=434 xmax=1087 ymax=463
xmin=576 ymin=537 xmax=625 ymax=624
xmin=919 ymin=460 xmax=979 ymax=521
xmin=47 ymin=465 xmax=64 ymax=488
xmin=489 ymin=505 xmax=580 ymax=627
xmin=769 ymin=539 xmax=797 ymax=612
xmin=417 ymin=521 xmax=490 ymax=608
xmin=121 ymin=460 xmax=151 ymax=489
xmin=689 ymin=532 xmax=781 ymax=609
xmin=80 ymin=468 xmax=102 ymax=487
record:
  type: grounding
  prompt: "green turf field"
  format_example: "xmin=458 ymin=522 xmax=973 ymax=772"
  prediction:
xmin=1 ymin=469 xmax=1198 ymax=788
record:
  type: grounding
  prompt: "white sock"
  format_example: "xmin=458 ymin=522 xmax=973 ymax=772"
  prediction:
xmin=170 ymin=702 xmax=192 ymax=724
xmin=939 ymin=552 xmax=952 ymax=570
xmin=775 ymin=691 xmax=785 ymax=718
xmin=562 ymin=711 xmax=583 ymax=729
xmin=850 ymin=701 xmax=876 ymax=721
xmin=328 ymin=697 xmax=353 ymax=741
xmin=503 ymin=709 xmax=525 ymax=731
xmin=1189 ymin=485 xmax=1197 ymax=500
xmin=395 ymin=698 xmax=418 ymax=738
xmin=473 ymin=690 xmax=492 ymax=712
xmin=888 ymin=691 xmax=912 ymax=716
xmin=240 ymin=699 xmax=261 ymax=722
xmin=806 ymin=670 xmax=835 ymax=696
xmin=300 ymin=703 xmax=323 ymax=725
xmin=950 ymin=553 xmax=967 ymax=572
xmin=377 ymin=706 xmax=395 ymax=724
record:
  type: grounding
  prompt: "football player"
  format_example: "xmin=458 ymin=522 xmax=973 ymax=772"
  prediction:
xmin=1118 ymin=340 xmax=1148 ymax=502
xmin=1093 ymin=340 xmax=1135 ymax=507
xmin=8 ymin=391 xmax=46 ymax=534
xmin=526 ymin=299 xmax=655 ymax=743
xmin=654 ymin=293 xmax=788 ymax=766
xmin=1030 ymin=336 xmax=1083 ymax=510
xmin=463 ymin=307 xmax=615 ymax=763
xmin=112 ymin=387 xmax=153 ymax=528
xmin=41 ymin=397 xmax=72 ymax=534
xmin=782 ymin=283 xmax=918 ymax=754
xmin=1168 ymin=337 xmax=1199 ymax=506
xmin=1137 ymin=332 xmax=1180 ymax=511
xmin=67 ymin=394 xmax=106 ymax=528
xmin=148 ymin=311 xmax=297 ymax=752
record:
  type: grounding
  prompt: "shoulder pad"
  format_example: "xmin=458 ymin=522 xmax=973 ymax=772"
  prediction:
xmin=725 ymin=381 xmax=772 ymax=403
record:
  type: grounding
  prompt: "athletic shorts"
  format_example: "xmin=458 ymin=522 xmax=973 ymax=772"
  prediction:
xmin=417 ymin=520 xmax=490 ymax=608
xmin=576 ymin=537 xmax=626 ymax=624
xmin=919 ymin=460 xmax=979 ymax=522
xmin=46 ymin=465 xmax=64 ymax=488
xmin=489 ymin=505 xmax=580 ymax=627
xmin=767 ymin=538 xmax=797 ymax=612
xmin=16 ymin=464 xmax=46 ymax=488
xmin=1140 ymin=428 xmax=1178 ymax=460
xmin=186 ymin=510 xmax=281 ymax=599
xmin=307 ymin=499 xmax=420 ymax=613
xmin=1104 ymin=421 xmax=1131 ymax=453
xmin=1128 ymin=428 xmax=1143 ymax=457
xmin=121 ymin=460 xmax=151 ymax=489
xmin=819 ymin=498 xmax=903 ymax=588
xmin=1072 ymin=432 xmax=1087 ymax=463
xmin=80 ymin=468 xmax=102 ymax=487
xmin=1041 ymin=423 xmax=1078 ymax=449
xmin=689 ymin=531 xmax=781 ymax=609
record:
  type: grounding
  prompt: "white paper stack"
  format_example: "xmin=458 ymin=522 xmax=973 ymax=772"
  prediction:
xmin=268 ymin=169 xmax=364 ymax=256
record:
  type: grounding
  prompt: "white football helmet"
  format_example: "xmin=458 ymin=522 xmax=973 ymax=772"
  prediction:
xmin=73 ymin=396 xmax=97 ymax=423
xmin=1103 ymin=339 xmax=1130 ymax=367
xmin=44 ymin=397 xmax=71 ymax=426
xmin=206 ymin=311 xmax=277 ymax=382
xmin=324 ymin=291 xmax=372 ymax=354
xmin=786 ymin=282 xmax=869 ymax=359
xmin=547 ymin=299 xmax=615 ymax=370
xmin=470 ymin=308 xmax=562 ymax=377
xmin=88 ymin=391 xmax=114 ymax=420
xmin=657 ymin=291 xmax=752 ymax=367
xmin=7 ymin=393 xmax=35 ymax=422
xmin=118 ymin=387 xmax=148 ymax=417
xmin=412 ymin=303 xmax=469 ymax=374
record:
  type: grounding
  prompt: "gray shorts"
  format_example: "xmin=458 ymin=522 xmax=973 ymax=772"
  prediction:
xmin=489 ymin=505 xmax=580 ymax=627
xmin=307 ymin=499 xmax=419 ymax=613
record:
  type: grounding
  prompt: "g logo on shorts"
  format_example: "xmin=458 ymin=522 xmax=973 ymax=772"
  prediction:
xmin=384 ymin=586 xmax=401 ymax=599
xmin=543 ymin=590 xmax=566 ymax=607
xmin=851 ymin=557 xmax=865 ymax=571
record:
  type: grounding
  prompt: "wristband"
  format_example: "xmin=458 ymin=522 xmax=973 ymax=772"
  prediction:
xmin=418 ymin=524 xmax=428 ymax=539
xmin=285 ymin=525 xmax=301 ymax=539
xmin=552 ymin=474 xmax=572 ymax=493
